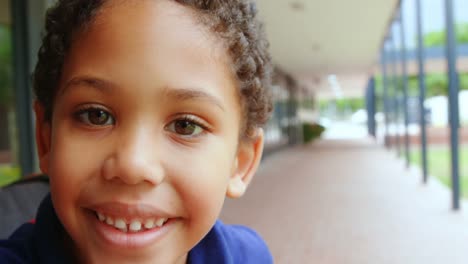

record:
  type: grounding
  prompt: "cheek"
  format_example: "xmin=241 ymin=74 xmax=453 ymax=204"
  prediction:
xmin=48 ymin=126 xmax=105 ymax=195
xmin=170 ymin=142 xmax=236 ymax=216
xmin=47 ymin=125 xmax=111 ymax=236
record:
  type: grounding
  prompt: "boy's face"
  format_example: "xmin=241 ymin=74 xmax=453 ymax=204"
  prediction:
xmin=35 ymin=1 xmax=264 ymax=263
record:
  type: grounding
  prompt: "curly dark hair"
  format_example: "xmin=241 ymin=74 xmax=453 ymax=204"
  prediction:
xmin=33 ymin=0 xmax=273 ymax=138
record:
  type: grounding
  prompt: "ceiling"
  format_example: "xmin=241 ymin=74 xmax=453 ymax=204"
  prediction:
xmin=0 ymin=0 xmax=398 ymax=98
xmin=256 ymin=0 xmax=399 ymax=98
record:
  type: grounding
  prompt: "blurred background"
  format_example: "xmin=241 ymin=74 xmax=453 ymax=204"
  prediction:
xmin=1 ymin=0 xmax=468 ymax=263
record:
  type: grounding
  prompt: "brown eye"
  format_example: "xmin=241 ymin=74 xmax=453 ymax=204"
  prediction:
xmin=76 ymin=107 xmax=115 ymax=126
xmin=167 ymin=119 xmax=204 ymax=136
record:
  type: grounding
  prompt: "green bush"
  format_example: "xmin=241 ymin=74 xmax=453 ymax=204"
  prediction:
xmin=0 ymin=166 xmax=20 ymax=187
xmin=302 ymin=123 xmax=325 ymax=143
xmin=0 ymin=25 xmax=13 ymax=107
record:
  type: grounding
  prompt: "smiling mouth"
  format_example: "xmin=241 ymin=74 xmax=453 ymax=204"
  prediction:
xmin=94 ymin=211 xmax=170 ymax=233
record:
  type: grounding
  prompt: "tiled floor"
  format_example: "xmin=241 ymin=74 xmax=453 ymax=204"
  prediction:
xmin=221 ymin=139 xmax=468 ymax=264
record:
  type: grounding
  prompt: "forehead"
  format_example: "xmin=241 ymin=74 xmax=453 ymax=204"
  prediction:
xmin=59 ymin=0 xmax=240 ymax=112
xmin=89 ymin=0 xmax=225 ymax=61
xmin=79 ymin=0 xmax=227 ymax=67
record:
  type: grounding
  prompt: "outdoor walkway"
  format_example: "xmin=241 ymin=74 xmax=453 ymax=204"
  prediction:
xmin=221 ymin=138 xmax=468 ymax=264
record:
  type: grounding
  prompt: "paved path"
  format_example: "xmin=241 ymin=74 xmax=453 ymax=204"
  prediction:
xmin=221 ymin=139 xmax=468 ymax=264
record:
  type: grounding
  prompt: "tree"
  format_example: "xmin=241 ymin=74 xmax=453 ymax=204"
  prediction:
xmin=423 ymin=23 xmax=468 ymax=47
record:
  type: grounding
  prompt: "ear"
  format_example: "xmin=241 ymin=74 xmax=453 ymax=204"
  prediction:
xmin=226 ymin=128 xmax=264 ymax=198
xmin=34 ymin=101 xmax=51 ymax=174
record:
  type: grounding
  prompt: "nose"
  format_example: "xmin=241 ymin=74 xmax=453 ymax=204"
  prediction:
xmin=102 ymin=125 xmax=165 ymax=186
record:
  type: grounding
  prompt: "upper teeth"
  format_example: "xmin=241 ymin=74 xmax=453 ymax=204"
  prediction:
xmin=96 ymin=212 xmax=168 ymax=232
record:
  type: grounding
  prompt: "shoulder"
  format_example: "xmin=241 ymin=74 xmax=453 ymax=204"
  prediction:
xmin=189 ymin=220 xmax=273 ymax=264
xmin=0 ymin=247 xmax=27 ymax=264
xmin=0 ymin=194 xmax=71 ymax=264
xmin=214 ymin=221 xmax=272 ymax=262
xmin=0 ymin=223 xmax=36 ymax=264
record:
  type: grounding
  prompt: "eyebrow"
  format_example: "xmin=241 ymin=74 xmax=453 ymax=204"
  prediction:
xmin=163 ymin=88 xmax=225 ymax=112
xmin=61 ymin=76 xmax=113 ymax=96
xmin=61 ymin=76 xmax=226 ymax=111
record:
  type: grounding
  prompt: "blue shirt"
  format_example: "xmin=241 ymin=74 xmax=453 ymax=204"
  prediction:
xmin=0 ymin=194 xmax=273 ymax=264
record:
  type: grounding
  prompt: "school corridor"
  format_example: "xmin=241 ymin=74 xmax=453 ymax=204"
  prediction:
xmin=221 ymin=138 xmax=468 ymax=264
xmin=2 ymin=1 xmax=468 ymax=262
